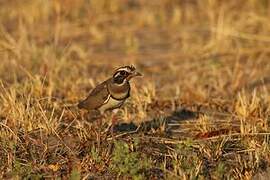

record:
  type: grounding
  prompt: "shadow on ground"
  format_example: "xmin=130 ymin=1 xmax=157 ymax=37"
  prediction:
xmin=113 ymin=108 xmax=198 ymax=134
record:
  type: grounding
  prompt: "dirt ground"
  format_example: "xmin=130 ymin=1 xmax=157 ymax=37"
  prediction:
xmin=0 ymin=0 xmax=270 ymax=179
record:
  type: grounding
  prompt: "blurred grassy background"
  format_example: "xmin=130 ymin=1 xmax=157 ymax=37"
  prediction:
xmin=0 ymin=0 xmax=270 ymax=99
xmin=0 ymin=0 xmax=270 ymax=179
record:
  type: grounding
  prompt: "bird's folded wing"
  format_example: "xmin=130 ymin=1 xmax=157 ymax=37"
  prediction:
xmin=78 ymin=80 xmax=110 ymax=110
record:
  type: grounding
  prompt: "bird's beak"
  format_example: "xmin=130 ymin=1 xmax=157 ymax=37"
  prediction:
xmin=133 ymin=71 xmax=142 ymax=77
xmin=127 ymin=71 xmax=142 ymax=80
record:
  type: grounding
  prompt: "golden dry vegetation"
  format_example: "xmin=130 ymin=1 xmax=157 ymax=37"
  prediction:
xmin=0 ymin=0 xmax=270 ymax=179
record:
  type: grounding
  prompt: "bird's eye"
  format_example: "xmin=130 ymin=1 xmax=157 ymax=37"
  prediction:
xmin=120 ymin=71 xmax=126 ymax=75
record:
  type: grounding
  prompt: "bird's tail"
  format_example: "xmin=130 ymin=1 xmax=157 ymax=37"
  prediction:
xmin=77 ymin=100 xmax=86 ymax=109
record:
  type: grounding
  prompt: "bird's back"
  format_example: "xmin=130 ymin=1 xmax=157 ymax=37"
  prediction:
xmin=78 ymin=79 xmax=110 ymax=110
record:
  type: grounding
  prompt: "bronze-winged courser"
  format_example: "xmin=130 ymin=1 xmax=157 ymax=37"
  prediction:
xmin=78 ymin=65 xmax=142 ymax=125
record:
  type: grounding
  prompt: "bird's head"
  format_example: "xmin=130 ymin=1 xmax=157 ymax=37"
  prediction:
xmin=112 ymin=65 xmax=142 ymax=84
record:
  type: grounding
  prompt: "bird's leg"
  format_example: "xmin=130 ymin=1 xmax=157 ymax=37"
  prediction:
xmin=111 ymin=113 xmax=118 ymax=135
xmin=103 ymin=111 xmax=112 ymax=134
xmin=103 ymin=109 xmax=119 ymax=138
xmin=96 ymin=113 xmax=103 ymax=150
xmin=111 ymin=109 xmax=120 ymax=135
xmin=103 ymin=115 xmax=116 ymax=135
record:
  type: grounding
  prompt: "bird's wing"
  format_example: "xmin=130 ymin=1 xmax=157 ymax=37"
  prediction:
xmin=78 ymin=79 xmax=110 ymax=110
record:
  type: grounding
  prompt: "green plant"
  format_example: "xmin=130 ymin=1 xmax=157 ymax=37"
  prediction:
xmin=70 ymin=169 xmax=81 ymax=180
xmin=110 ymin=140 xmax=151 ymax=179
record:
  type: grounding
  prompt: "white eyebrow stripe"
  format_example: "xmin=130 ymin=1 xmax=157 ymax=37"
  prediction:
xmin=116 ymin=67 xmax=131 ymax=72
xmin=113 ymin=72 xmax=121 ymax=77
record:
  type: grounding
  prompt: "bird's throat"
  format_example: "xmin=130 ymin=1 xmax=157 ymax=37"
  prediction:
xmin=109 ymin=79 xmax=130 ymax=100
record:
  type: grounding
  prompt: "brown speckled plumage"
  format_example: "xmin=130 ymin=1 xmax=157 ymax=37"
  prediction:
xmin=78 ymin=65 xmax=142 ymax=114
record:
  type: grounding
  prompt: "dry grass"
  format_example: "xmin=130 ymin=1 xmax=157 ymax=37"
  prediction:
xmin=0 ymin=0 xmax=270 ymax=179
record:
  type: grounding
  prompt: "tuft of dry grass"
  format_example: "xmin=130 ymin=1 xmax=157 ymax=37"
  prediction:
xmin=0 ymin=0 xmax=270 ymax=179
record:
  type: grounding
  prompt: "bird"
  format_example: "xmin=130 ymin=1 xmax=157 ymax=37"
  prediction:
xmin=78 ymin=65 xmax=142 ymax=126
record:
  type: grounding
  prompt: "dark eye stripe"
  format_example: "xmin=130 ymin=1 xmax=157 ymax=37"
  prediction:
xmin=113 ymin=71 xmax=127 ymax=78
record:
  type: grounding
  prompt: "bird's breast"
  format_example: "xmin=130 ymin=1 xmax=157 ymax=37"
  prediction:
xmin=108 ymin=81 xmax=130 ymax=100
xmin=99 ymin=96 xmax=125 ymax=113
